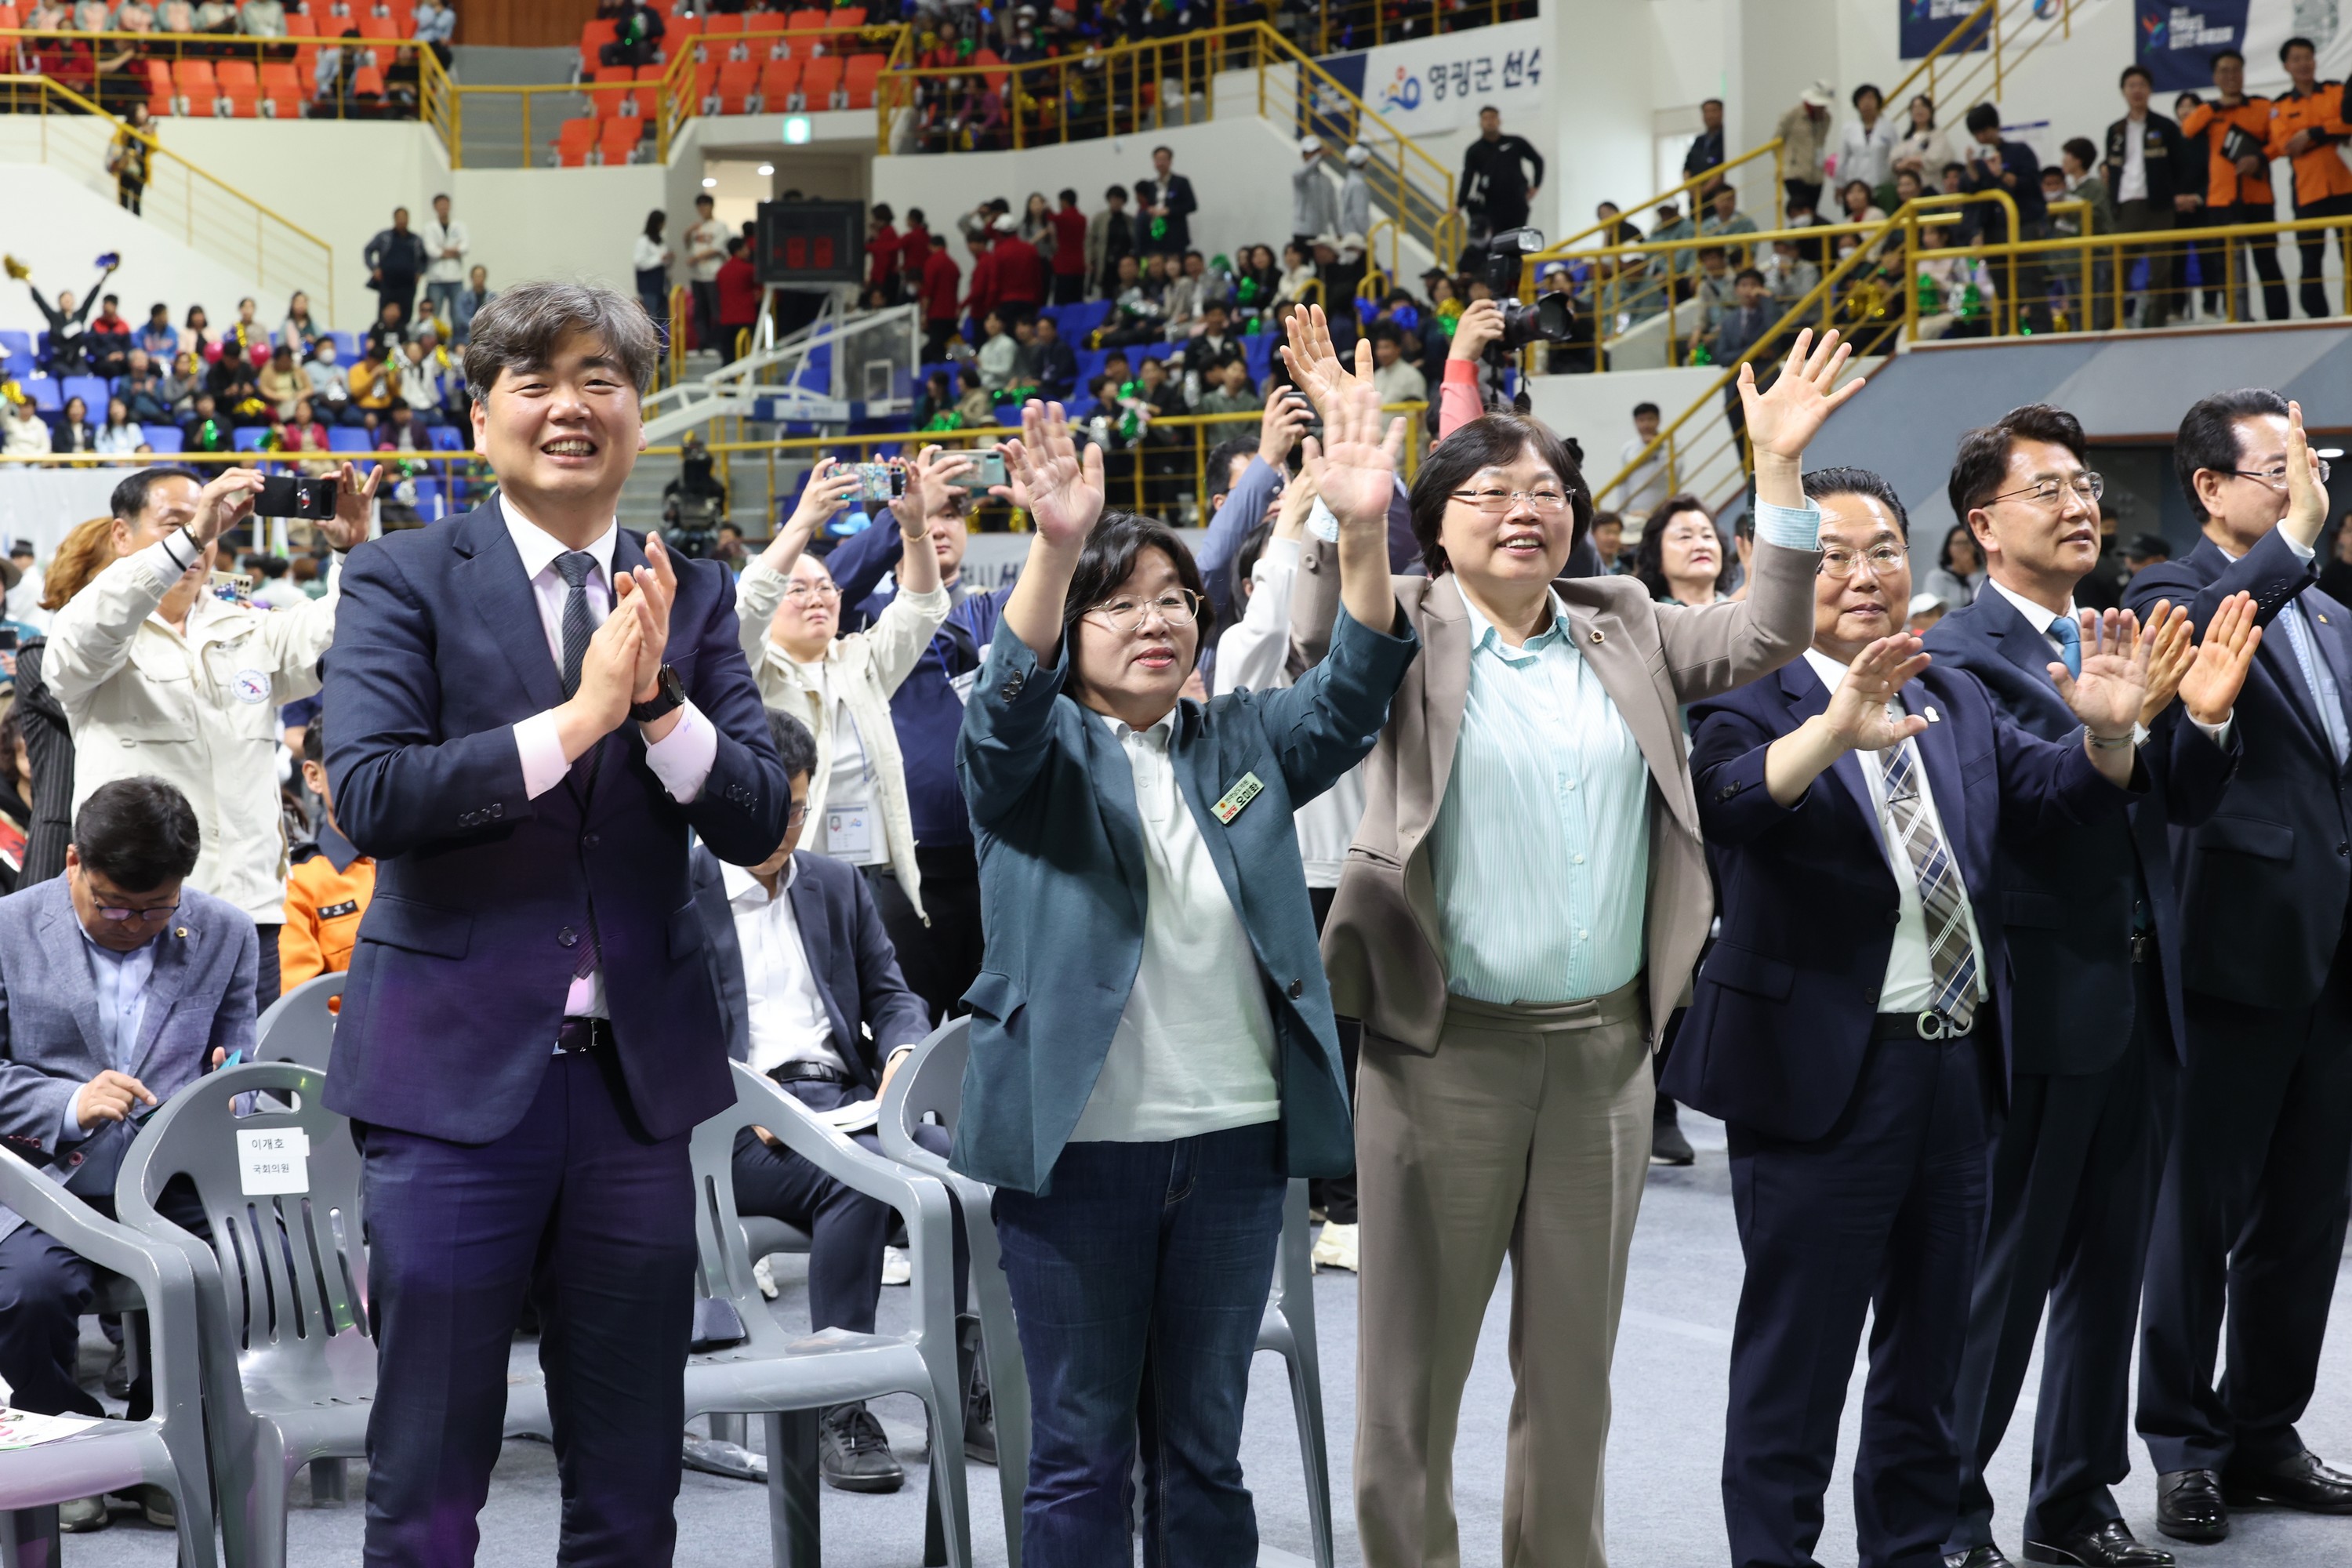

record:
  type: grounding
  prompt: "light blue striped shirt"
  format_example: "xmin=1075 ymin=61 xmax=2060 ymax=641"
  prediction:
xmin=1426 ymin=499 xmax=1821 ymax=1006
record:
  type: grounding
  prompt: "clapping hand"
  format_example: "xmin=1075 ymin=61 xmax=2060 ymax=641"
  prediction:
xmin=319 ymin=459 xmax=384 ymax=551
xmin=998 ymin=399 xmax=1104 ymax=548
xmin=2053 ymin=608 xmax=2151 ymax=740
xmin=1739 ymin=328 xmax=1866 ymax=464
xmin=2138 ymin=601 xmax=2193 ymax=725
xmin=1297 ymin=373 xmax=1403 ymax=534
xmin=1823 ymin=633 xmax=1932 ymax=752
xmin=612 ymin=532 xmax=677 ymax=705
xmin=2176 ymin=591 xmax=2263 ymax=727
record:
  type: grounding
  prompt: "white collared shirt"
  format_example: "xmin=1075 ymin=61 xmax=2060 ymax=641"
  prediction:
xmin=1802 ymin=646 xmax=1990 ymax=1013
xmin=1069 ymin=709 xmax=1280 ymax=1143
xmin=2120 ymin=114 xmax=2149 ymax=203
xmin=721 ymin=857 xmax=845 ymax=1076
xmin=502 ymin=497 xmax=718 ymax=1018
xmin=59 ymin=925 xmax=160 ymax=1145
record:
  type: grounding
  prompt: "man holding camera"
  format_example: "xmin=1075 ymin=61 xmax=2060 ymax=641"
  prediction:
xmin=44 ymin=463 xmax=378 ymax=1012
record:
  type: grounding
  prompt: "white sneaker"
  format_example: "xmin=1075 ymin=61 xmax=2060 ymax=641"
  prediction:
xmin=1311 ymin=1221 xmax=1358 ymax=1273
xmin=753 ymin=1256 xmax=779 ymax=1300
xmin=880 ymin=1246 xmax=912 ymax=1287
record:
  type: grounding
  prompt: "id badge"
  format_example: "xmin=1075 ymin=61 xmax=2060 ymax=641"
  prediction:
xmin=826 ymin=804 xmax=875 ymax=858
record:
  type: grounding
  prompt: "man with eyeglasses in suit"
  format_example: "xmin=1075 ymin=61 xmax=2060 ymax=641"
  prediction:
xmin=2125 ymin=389 xmax=2352 ymax=1544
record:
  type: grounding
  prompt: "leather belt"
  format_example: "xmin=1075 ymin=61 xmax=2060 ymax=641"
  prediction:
xmin=556 ymin=1016 xmax=615 ymax=1054
xmin=768 ymin=1060 xmax=855 ymax=1087
xmin=1872 ymin=1011 xmax=1973 ymax=1042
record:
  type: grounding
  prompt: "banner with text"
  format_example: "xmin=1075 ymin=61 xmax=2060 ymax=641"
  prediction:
xmin=2136 ymin=1 xmax=2252 ymax=90
xmin=1323 ymin=18 xmax=1548 ymax=139
xmin=1900 ymin=0 xmax=1992 ymax=59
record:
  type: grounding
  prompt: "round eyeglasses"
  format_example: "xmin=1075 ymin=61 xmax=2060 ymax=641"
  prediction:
xmin=1084 ymin=589 xmax=1203 ymax=634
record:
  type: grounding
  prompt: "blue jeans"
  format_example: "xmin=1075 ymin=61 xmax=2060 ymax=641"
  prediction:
xmin=992 ymin=1122 xmax=1287 ymax=1568
xmin=423 ymin=280 xmax=462 ymax=331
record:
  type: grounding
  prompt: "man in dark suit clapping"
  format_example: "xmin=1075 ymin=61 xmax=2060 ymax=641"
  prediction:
xmin=322 ymin=281 xmax=789 ymax=1566
xmin=2125 ymin=390 xmax=2352 ymax=1544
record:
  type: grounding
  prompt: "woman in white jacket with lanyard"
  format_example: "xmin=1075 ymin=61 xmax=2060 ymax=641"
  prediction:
xmin=735 ymin=446 xmax=965 ymax=922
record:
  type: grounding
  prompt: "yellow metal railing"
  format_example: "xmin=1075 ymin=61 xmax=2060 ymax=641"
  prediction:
xmin=1306 ymin=0 xmax=1532 ymax=56
xmin=0 ymin=72 xmax=335 ymax=324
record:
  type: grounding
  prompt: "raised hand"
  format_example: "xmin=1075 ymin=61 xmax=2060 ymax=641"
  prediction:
xmin=1739 ymin=328 xmax=1867 ymax=465
xmin=187 ymin=466 xmax=267 ymax=546
xmin=2286 ymin=397 xmax=2330 ymax=546
xmin=320 ymin=459 xmax=384 ymax=551
xmin=612 ymin=530 xmax=677 ymax=702
xmin=1446 ymin=298 xmax=1506 ymax=364
xmin=2137 ymin=601 xmax=2192 ymax=726
xmin=1297 ymin=374 xmax=1403 ymax=532
xmin=2053 ymin=608 xmax=2150 ymax=740
xmin=1822 ymin=633 xmax=1931 ymax=752
xmin=1278 ymin=303 xmax=1370 ymax=419
xmin=1274 ymin=460 xmax=1319 ymax=542
xmin=1253 ymin=385 xmax=1314 ymax=471
xmin=783 ymin=456 xmax=864 ymax=542
xmin=890 ymin=444 xmax=974 ymax=539
xmin=998 ymin=399 xmax=1103 ymax=549
xmin=2177 ymin=590 xmax=2263 ymax=726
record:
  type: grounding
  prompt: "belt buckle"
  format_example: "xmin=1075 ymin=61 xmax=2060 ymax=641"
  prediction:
xmin=1914 ymin=1010 xmax=1946 ymax=1040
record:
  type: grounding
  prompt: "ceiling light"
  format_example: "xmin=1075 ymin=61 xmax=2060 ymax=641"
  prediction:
xmin=701 ymin=176 xmax=717 ymax=188
xmin=757 ymin=163 xmax=775 ymax=176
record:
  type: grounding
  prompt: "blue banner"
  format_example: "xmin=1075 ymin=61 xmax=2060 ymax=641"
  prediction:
xmin=2136 ymin=1 xmax=2252 ymax=91
xmin=1900 ymin=0 xmax=1992 ymax=59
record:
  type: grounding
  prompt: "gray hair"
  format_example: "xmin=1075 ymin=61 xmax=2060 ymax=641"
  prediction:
xmin=461 ymin=280 xmax=659 ymax=405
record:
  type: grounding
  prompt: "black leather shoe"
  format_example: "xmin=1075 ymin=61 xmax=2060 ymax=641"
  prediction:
xmin=1944 ymin=1546 xmax=2015 ymax=1567
xmin=1650 ymin=1111 xmax=1695 ymax=1167
xmin=2024 ymin=1521 xmax=2174 ymax=1566
xmin=818 ymin=1402 xmax=904 ymax=1494
xmin=2155 ymin=1470 xmax=2227 ymax=1543
xmin=2221 ymin=1448 xmax=2352 ymax=1513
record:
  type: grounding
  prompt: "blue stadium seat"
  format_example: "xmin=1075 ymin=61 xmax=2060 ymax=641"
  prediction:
xmin=328 ymin=331 xmax=361 ymax=362
xmin=328 ymin=426 xmax=373 ymax=452
xmin=1243 ymin=334 xmax=1276 ymax=383
xmin=0 ymin=330 xmax=33 ymax=372
xmin=425 ymin=424 xmax=464 ymax=452
xmin=1049 ymin=299 xmax=1112 ymax=343
xmin=409 ymin=478 xmax=443 ymax=517
xmin=62 ymin=376 xmax=109 ymax=413
xmin=21 ymin=377 xmax=60 ymax=413
xmin=145 ymin=427 xmax=183 ymax=453
xmin=233 ymin=426 xmax=272 ymax=452
xmin=1138 ymin=339 xmax=1179 ymax=363
xmin=1074 ymin=348 xmax=1108 ymax=386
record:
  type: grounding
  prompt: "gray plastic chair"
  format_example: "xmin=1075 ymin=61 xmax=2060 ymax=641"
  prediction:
xmin=0 ymin=1147 xmax=219 ymax=1568
xmin=250 ymin=972 xmax=343 ymax=1072
xmin=876 ymin=1018 xmax=1338 ymax=1568
xmin=114 ymin=1062 xmax=374 ymax=1568
xmin=686 ymin=1060 xmax=972 ymax=1568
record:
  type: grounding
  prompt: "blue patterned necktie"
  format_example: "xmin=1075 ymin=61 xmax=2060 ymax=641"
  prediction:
xmin=2049 ymin=612 xmax=2082 ymax=679
xmin=554 ymin=550 xmax=597 ymax=699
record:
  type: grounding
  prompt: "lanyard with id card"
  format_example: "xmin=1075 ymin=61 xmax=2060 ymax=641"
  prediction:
xmin=825 ymin=699 xmax=880 ymax=859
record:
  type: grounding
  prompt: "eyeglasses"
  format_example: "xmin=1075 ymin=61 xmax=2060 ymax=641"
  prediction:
xmin=784 ymin=801 xmax=809 ymax=829
xmin=93 ymin=900 xmax=180 ymax=925
xmin=1989 ymin=472 xmax=2106 ymax=509
xmin=780 ymin=582 xmax=841 ymax=603
xmin=1450 ymin=487 xmax=1572 ymax=516
xmin=1084 ymin=589 xmax=1203 ymax=633
xmin=2232 ymin=459 xmax=2332 ymax=489
xmin=1818 ymin=543 xmax=1909 ymax=580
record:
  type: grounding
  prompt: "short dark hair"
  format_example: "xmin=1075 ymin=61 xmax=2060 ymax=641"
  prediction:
xmin=906 ymin=207 xmax=926 ymax=225
xmin=1633 ymin=401 xmax=1661 ymax=419
xmin=303 ymin=714 xmax=325 ymax=764
xmin=1059 ymin=510 xmax=1218 ymax=648
xmin=1151 ymin=143 xmax=1172 ymax=157
xmin=1105 ymin=184 xmax=1127 ymax=201
xmin=1235 ymin=517 xmax=1276 ymax=601
xmin=871 ymin=202 xmax=893 ymax=222
xmin=1058 ymin=187 xmax=1079 ymax=203
xmin=1852 ymin=82 xmax=1882 ymax=108
xmin=462 ymin=281 xmax=659 ymax=404
xmin=1634 ymin=496 xmax=1729 ymax=601
xmin=695 ymin=191 xmax=713 ymax=206
xmin=2174 ymin=387 xmax=2289 ymax=518
xmin=1735 ymin=266 xmax=1766 ymax=285
xmin=2063 ymin=135 xmax=2099 ymax=167
xmin=1407 ymin=413 xmax=1593 ymax=575
xmin=764 ymin=708 xmax=818 ymax=782
xmin=72 ymin=777 xmax=201 ymax=892
xmin=1965 ymin=102 xmax=2002 ymax=136
xmin=1803 ymin=466 xmax=1912 ymax=538
xmin=109 ymin=464 xmax=203 ymax=524
xmin=2213 ymin=49 xmax=2245 ymax=70
xmin=1947 ymin=404 xmax=2087 ymax=524
xmin=1206 ymin=435 xmax=1257 ymax=503
xmin=1479 ymin=103 xmax=1498 ymax=116
xmin=2282 ymin=34 xmax=2318 ymax=63
xmin=2120 ymin=64 xmax=2153 ymax=89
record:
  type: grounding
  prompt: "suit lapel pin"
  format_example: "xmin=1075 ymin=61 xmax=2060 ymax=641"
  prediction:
xmin=1924 ymin=706 xmax=1941 ymax=723
xmin=1588 ymin=629 xmax=1604 ymax=644
xmin=175 ymin=927 xmax=189 ymax=938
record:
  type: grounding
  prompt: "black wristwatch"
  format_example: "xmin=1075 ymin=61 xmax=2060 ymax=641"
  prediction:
xmin=630 ymin=664 xmax=686 ymax=725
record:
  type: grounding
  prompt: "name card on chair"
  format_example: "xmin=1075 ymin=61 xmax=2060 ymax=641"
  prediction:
xmin=238 ymin=1128 xmax=311 ymax=1196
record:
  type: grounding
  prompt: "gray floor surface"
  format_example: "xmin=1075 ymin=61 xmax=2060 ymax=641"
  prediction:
xmin=58 ymin=1111 xmax=2352 ymax=1566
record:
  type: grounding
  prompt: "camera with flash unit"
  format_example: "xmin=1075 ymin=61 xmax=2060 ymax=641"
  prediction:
xmin=1472 ymin=228 xmax=1576 ymax=357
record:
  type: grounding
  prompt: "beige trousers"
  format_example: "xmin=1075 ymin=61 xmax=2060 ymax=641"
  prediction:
xmin=1353 ymin=984 xmax=1653 ymax=1568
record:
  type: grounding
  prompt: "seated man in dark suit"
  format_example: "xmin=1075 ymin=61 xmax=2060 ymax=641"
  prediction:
xmin=690 ymin=708 xmax=964 ymax=1495
xmin=1663 ymin=465 xmax=2149 ymax=1568
xmin=0 ymin=776 xmax=258 ymax=1533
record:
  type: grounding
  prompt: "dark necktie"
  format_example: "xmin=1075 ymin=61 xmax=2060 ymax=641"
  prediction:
xmin=554 ymin=550 xmax=597 ymax=698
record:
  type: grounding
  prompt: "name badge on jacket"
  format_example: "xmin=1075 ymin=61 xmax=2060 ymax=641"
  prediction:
xmin=1212 ymin=772 xmax=1265 ymax=824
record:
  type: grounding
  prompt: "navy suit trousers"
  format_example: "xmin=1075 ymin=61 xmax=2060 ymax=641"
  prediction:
xmin=358 ymin=1051 xmax=696 ymax=1568
xmin=1722 ymin=1029 xmax=1994 ymax=1568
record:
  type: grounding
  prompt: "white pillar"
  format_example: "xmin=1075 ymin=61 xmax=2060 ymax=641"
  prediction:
xmin=1546 ymin=0 xmax=1652 ymax=246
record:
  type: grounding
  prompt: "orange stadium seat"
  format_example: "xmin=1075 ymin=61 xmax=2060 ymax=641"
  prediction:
xmin=172 ymin=58 xmax=218 ymax=117
xmin=786 ymin=8 xmax=826 ymax=31
xmin=579 ymin=17 xmax=615 ymax=73
xmin=712 ymin=57 xmax=759 ymax=114
xmin=384 ymin=0 xmax=416 ymax=32
xmin=597 ymin=115 xmax=642 ymax=164
xmin=356 ymin=15 xmax=396 ymax=42
xmin=144 ymin=57 xmax=175 ymax=117
xmin=580 ymin=80 xmax=629 ymax=118
xmin=797 ymin=53 xmax=842 ymax=110
xmin=833 ymin=6 xmax=868 ymax=29
xmin=756 ymin=57 xmax=800 ymax=111
xmin=665 ymin=13 xmax=700 ymax=58
xmin=841 ymin=53 xmax=881 ymax=109
xmin=216 ymin=58 xmax=261 ymax=118
xmin=259 ymin=62 xmax=303 ymax=117
xmin=593 ymin=65 xmax=631 ymax=84
xmin=284 ymin=12 xmax=314 ymax=35
xmin=702 ymin=12 xmax=748 ymax=60
xmin=350 ymin=64 xmax=386 ymax=100
xmin=0 ymin=5 xmax=21 ymax=27
xmin=554 ymin=116 xmax=598 ymax=167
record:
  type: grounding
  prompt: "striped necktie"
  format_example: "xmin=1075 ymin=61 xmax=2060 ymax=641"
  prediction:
xmin=554 ymin=550 xmax=597 ymax=699
xmin=1879 ymin=737 xmax=1979 ymax=1031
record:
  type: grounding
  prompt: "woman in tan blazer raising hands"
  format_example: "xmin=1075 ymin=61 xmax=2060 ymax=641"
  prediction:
xmin=1283 ymin=314 xmax=1867 ymax=1568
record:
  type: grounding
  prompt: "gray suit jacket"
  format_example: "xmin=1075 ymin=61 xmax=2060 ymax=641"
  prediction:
xmin=0 ymin=875 xmax=259 ymax=1243
xmin=1288 ymin=535 xmax=1820 ymax=1051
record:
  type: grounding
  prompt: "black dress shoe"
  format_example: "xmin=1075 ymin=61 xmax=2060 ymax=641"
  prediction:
xmin=818 ymin=1402 xmax=904 ymax=1494
xmin=1944 ymin=1546 xmax=2015 ymax=1567
xmin=2221 ymin=1448 xmax=2352 ymax=1513
xmin=2155 ymin=1470 xmax=2227 ymax=1544
xmin=2023 ymin=1521 xmax=2174 ymax=1566
xmin=1650 ymin=1111 xmax=1696 ymax=1167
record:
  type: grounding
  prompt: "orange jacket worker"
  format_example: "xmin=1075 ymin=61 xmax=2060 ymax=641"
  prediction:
xmin=2267 ymin=34 xmax=2352 ymax=318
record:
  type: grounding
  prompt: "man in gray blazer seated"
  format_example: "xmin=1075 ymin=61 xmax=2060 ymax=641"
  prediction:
xmin=688 ymin=710 xmax=965 ymax=1495
xmin=0 ymin=776 xmax=258 ymax=1531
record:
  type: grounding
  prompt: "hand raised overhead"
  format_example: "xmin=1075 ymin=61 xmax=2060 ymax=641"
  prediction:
xmin=1297 ymin=373 xmax=1404 ymax=532
xmin=997 ymin=399 xmax=1105 ymax=550
xmin=1739 ymin=328 xmax=1867 ymax=465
